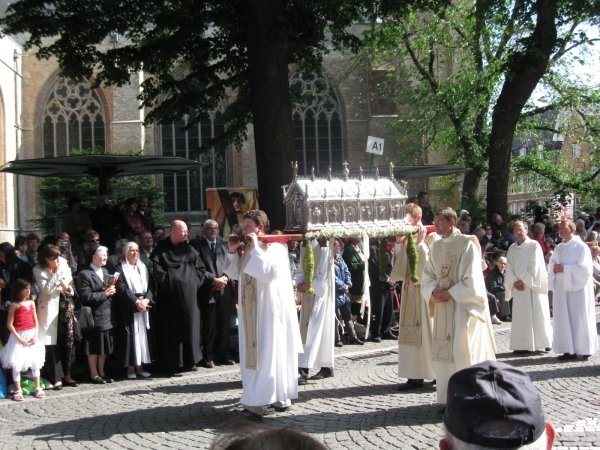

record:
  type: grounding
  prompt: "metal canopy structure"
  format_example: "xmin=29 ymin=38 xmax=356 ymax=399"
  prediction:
xmin=0 ymin=155 xmax=207 ymax=194
xmin=343 ymin=164 xmax=472 ymax=180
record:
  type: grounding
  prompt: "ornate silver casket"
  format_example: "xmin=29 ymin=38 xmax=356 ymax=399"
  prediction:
xmin=283 ymin=162 xmax=408 ymax=233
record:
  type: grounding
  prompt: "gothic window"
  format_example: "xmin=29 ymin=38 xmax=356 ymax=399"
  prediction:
xmin=291 ymin=72 xmax=344 ymax=176
xmin=160 ymin=106 xmax=226 ymax=212
xmin=42 ymin=78 xmax=106 ymax=157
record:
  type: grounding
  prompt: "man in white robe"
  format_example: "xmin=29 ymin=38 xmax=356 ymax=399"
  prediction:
xmin=223 ymin=210 xmax=302 ymax=421
xmin=548 ymin=220 xmax=598 ymax=360
xmin=390 ymin=203 xmax=437 ymax=391
xmin=296 ymin=238 xmax=335 ymax=381
xmin=504 ymin=221 xmax=553 ymax=353
xmin=421 ymin=207 xmax=496 ymax=405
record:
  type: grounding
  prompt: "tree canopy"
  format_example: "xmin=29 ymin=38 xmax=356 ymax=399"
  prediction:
xmin=363 ymin=0 xmax=600 ymax=221
xmin=1 ymin=0 xmax=445 ymax=228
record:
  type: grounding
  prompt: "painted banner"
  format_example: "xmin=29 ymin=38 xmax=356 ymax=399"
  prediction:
xmin=206 ymin=188 xmax=259 ymax=237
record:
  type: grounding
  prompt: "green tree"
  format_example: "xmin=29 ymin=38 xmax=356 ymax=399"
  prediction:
xmin=1 ymin=0 xmax=444 ymax=229
xmin=363 ymin=0 xmax=600 ymax=222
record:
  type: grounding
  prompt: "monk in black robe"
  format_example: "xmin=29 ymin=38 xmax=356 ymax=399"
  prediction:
xmin=151 ymin=220 xmax=207 ymax=375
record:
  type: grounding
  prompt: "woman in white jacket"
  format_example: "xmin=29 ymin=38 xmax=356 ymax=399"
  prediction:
xmin=34 ymin=244 xmax=78 ymax=389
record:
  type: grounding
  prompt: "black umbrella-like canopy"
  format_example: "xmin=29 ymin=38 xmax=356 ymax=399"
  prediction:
xmin=333 ymin=164 xmax=471 ymax=179
xmin=0 ymin=155 xmax=207 ymax=194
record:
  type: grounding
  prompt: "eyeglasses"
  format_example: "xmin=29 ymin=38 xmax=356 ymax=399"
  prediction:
xmin=434 ymin=219 xmax=449 ymax=225
xmin=485 ymin=228 xmax=491 ymax=231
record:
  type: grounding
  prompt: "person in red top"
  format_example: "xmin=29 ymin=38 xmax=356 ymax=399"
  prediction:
xmin=532 ymin=222 xmax=551 ymax=253
xmin=121 ymin=197 xmax=146 ymax=241
xmin=0 ymin=278 xmax=46 ymax=400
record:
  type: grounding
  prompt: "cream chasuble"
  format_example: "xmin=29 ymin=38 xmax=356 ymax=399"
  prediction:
xmin=390 ymin=232 xmax=438 ymax=380
xmin=223 ymin=241 xmax=302 ymax=407
xmin=421 ymin=233 xmax=496 ymax=403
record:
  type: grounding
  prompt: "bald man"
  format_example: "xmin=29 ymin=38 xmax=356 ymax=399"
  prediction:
xmin=151 ymin=220 xmax=207 ymax=376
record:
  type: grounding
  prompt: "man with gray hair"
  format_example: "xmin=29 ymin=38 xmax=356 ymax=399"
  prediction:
xmin=575 ymin=219 xmax=587 ymax=241
xmin=193 ymin=219 xmax=235 ymax=367
xmin=548 ymin=220 xmax=598 ymax=360
xmin=504 ymin=221 xmax=553 ymax=354
xmin=441 ymin=360 xmax=555 ymax=450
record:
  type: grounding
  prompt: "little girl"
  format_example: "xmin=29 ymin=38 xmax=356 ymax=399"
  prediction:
xmin=0 ymin=278 xmax=46 ymax=400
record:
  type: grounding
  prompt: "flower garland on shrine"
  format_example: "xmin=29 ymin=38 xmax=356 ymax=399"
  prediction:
xmin=302 ymin=241 xmax=315 ymax=295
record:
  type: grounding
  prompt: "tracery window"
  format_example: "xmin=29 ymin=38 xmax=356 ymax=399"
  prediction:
xmin=291 ymin=72 xmax=344 ymax=175
xmin=42 ymin=78 xmax=106 ymax=157
xmin=160 ymin=106 xmax=226 ymax=212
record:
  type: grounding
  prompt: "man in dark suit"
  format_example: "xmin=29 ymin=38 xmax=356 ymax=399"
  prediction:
xmin=193 ymin=219 xmax=235 ymax=367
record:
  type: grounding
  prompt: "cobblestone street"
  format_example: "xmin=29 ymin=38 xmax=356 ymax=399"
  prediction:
xmin=1 ymin=310 xmax=599 ymax=449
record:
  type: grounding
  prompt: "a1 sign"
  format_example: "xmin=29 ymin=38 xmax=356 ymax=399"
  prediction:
xmin=366 ymin=136 xmax=384 ymax=155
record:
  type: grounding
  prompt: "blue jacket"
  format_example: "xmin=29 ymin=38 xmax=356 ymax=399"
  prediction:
xmin=334 ymin=254 xmax=353 ymax=307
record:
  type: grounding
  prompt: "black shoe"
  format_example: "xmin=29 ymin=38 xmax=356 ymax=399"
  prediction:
xmin=512 ymin=350 xmax=531 ymax=355
xmin=91 ymin=376 xmax=106 ymax=384
xmin=382 ymin=332 xmax=398 ymax=340
xmin=298 ymin=377 xmax=307 ymax=386
xmin=269 ymin=404 xmax=291 ymax=413
xmin=63 ymin=380 xmax=79 ymax=388
xmin=397 ymin=379 xmax=424 ymax=391
xmin=544 ymin=347 xmax=552 ymax=352
xmin=236 ymin=409 xmax=263 ymax=423
xmin=53 ymin=383 xmax=62 ymax=391
xmin=165 ymin=372 xmax=184 ymax=378
xmin=349 ymin=338 xmax=364 ymax=345
xmin=310 ymin=369 xmax=334 ymax=380
xmin=583 ymin=355 xmax=591 ymax=359
xmin=371 ymin=336 xmax=382 ymax=343
xmin=557 ymin=353 xmax=578 ymax=360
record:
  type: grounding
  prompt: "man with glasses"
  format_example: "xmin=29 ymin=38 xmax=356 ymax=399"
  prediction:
xmin=421 ymin=207 xmax=496 ymax=408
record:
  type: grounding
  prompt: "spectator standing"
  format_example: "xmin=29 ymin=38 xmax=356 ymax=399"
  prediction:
xmin=548 ymin=220 xmax=598 ymax=360
xmin=114 ymin=242 xmax=154 ymax=379
xmin=418 ymin=191 xmax=434 ymax=225
xmin=333 ymin=238 xmax=361 ymax=347
xmin=62 ymin=196 xmax=92 ymax=245
xmin=22 ymin=233 xmax=40 ymax=266
xmin=34 ymin=245 xmax=78 ymax=389
xmin=135 ymin=196 xmax=154 ymax=232
xmin=0 ymin=242 xmax=34 ymax=308
xmin=138 ymin=230 xmax=155 ymax=274
xmin=342 ymin=237 xmax=367 ymax=304
xmin=55 ymin=232 xmax=77 ymax=274
xmin=77 ymin=244 xmax=116 ymax=384
xmin=193 ymin=219 xmax=235 ymax=368
xmin=121 ymin=198 xmax=146 ymax=241
xmin=151 ymin=220 xmax=207 ymax=376
xmin=90 ymin=195 xmax=121 ymax=251
xmin=368 ymin=238 xmax=396 ymax=343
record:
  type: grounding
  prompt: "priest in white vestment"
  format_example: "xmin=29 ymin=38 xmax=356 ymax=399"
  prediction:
xmin=548 ymin=220 xmax=598 ymax=360
xmin=504 ymin=221 xmax=553 ymax=353
xmin=390 ymin=203 xmax=437 ymax=391
xmin=421 ymin=207 xmax=496 ymax=404
xmin=223 ymin=210 xmax=302 ymax=421
xmin=296 ymin=238 xmax=335 ymax=381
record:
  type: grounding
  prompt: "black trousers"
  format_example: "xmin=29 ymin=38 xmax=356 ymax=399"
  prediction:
xmin=43 ymin=333 xmax=75 ymax=381
xmin=199 ymin=298 xmax=232 ymax=362
xmin=369 ymin=286 xmax=394 ymax=338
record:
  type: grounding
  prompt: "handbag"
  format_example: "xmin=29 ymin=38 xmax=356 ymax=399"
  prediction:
xmin=76 ymin=306 xmax=95 ymax=331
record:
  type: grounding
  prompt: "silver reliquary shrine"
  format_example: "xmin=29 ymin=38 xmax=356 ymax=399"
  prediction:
xmin=283 ymin=162 xmax=408 ymax=233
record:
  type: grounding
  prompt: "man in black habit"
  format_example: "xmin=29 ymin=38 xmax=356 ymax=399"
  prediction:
xmin=151 ymin=220 xmax=207 ymax=376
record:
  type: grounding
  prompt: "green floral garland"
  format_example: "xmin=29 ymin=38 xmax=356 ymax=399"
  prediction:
xmin=378 ymin=239 xmax=389 ymax=282
xmin=305 ymin=223 xmax=416 ymax=240
xmin=303 ymin=240 xmax=315 ymax=295
xmin=406 ymin=232 xmax=419 ymax=282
